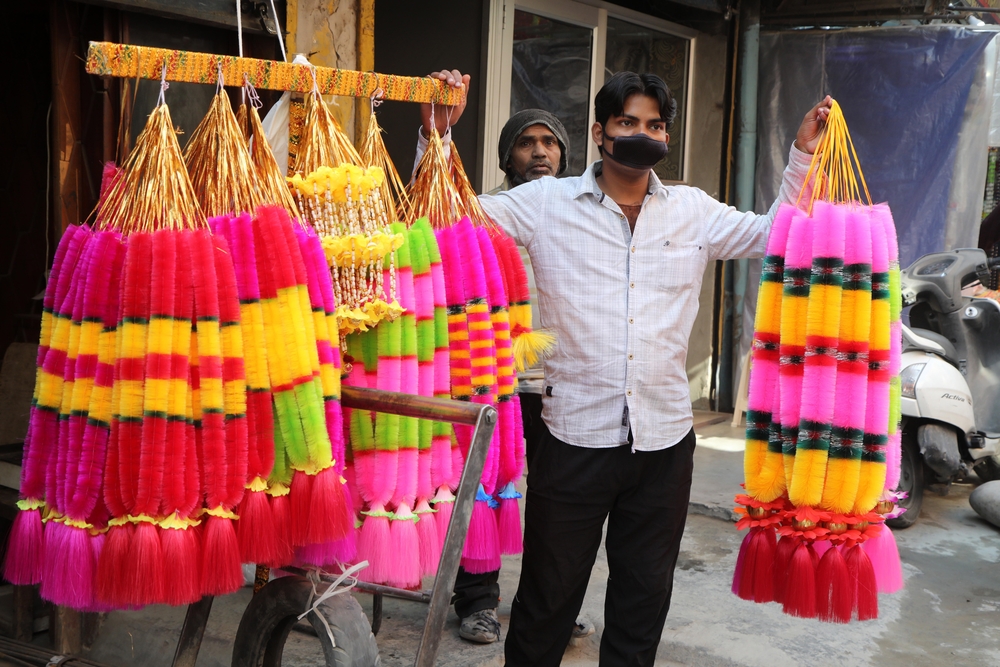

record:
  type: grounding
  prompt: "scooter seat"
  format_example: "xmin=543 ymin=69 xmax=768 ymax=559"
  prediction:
xmin=905 ymin=327 xmax=960 ymax=365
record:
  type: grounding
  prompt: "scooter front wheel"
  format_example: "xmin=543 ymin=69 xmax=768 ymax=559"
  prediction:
xmin=887 ymin=433 xmax=924 ymax=529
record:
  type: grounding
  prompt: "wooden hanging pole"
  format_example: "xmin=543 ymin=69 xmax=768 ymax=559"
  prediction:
xmin=85 ymin=41 xmax=466 ymax=105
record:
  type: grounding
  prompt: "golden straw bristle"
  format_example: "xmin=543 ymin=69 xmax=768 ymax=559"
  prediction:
xmin=294 ymin=91 xmax=362 ymax=175
xmin=184 ymin=90 xmax=264 ymax=218
xmin=408 ymin=127 xmax=465 ymax=229
xmin=245 ymin=102 xmax=301 ymax=219
xmin=96 ymin=103 xmax=206 ymax=233
xmin=360 ymin=110 xmax=412 ymax=224
xmin=450 ymin=143 xmax=495 ymax=229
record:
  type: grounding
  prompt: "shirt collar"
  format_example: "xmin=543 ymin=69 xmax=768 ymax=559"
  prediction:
xmin=573 ymin=161 xmax=668 ymax=201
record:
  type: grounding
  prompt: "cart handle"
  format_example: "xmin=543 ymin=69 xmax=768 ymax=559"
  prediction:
xmin=341 ymin=386 xmax=485 ymax=425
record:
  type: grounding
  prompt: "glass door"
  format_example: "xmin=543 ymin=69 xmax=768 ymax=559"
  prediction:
xmin=510 ymin=10 xmax=594 ymax=176
xmin=481 ymin=0 xmax=695 ymax=191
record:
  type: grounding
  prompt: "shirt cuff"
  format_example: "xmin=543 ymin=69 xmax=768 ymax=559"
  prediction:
xmin=787 ymin=142 xmax=813 ymax=179
xmin=417 ymin=126 xmax=452 ymax=148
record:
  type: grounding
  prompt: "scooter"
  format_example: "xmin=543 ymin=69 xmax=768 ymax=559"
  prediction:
xmin=889 ymin=248 xmax=1000 ymax=528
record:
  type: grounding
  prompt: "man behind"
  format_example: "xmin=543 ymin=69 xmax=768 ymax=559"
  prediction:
xmin=418 ymin=106 xmax=596 ymax=644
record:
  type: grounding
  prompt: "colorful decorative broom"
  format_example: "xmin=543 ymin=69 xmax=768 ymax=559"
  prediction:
xmin=385 ymin=223 xmax=422 ymax=589
xmin=356 ymin=257 xmax=402 ymax=584
xmin=479 ymin=226 xmax=524 ymax=556
xmin=454 ymin=218 xmax=501 ymax=575
xmin=6 ymin=223 xmax=91 ymax=586
xmin=41 ymin=228 xmax=126 ymax=610
xmin=407 ymin=223 xmax=441 ymax=575
xmin=410 ymin=218 xmax=457 ymax=549
xmin=862 ymin=204 xmax=904 ymax=595
xmin=253 ymin=204 xmax=348 ymax=552
xmin=409 ymin=128 xmax=471 ymax=551
xmin=449 ymin=144 xmax=553 ymax=371
xmin=294 ymin=223 xmax=355 ymax=565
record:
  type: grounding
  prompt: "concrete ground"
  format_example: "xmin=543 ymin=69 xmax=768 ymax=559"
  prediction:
xmin=54 ymin=412 xmax=1000 ymax=666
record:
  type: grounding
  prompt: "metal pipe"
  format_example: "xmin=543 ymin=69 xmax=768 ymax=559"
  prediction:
xmin=170 ymin=596 xmax=214 ymax=667
xmin=352 ymin=581 xmax=432 ymax=603
xmin=722 ymin=0 xmax=760 ymax=411
xmin=414 ymin=404 xmax=497 ymax=667
xmin=341 ymin=386 xmax=485 ymax=425
xmin=734 ymin=0 xmax=760 ymax=214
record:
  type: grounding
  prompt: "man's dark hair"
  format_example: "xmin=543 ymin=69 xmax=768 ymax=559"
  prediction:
xmin=594 ymin=72 xmax=677 ymax=130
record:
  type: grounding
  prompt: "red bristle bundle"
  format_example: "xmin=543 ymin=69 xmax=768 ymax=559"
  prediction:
xmin=498 ymin=496 xmax=523 ymax=555
xmin=160 ymin=526 xmax=202 ymax=606
xmin=125 ymin=522 xmax=166 ymax=608
xmin=845 ymin=544 xmax=879 ymax=621
xmin=267 ymin=492 xmax=295 ymax=568
xmin=782 ymin=542 xmax=818 ymax=618
xmin=96 ymin=523 xmax=133 ymax=607
xmin=817 ymin=545 xmax=853 ymax=623
xmin=307 ymin=465 xmax=350 ymax=545
xmin=416 ymin=507 xmax=440 ymax=576
xmin=772 ymin=535 xmax=798 ymax=604
xmin=200 ymin=515 xmax=244 ymax=596
xmin=388 ymin=517 xmax=422 ymax=589
xmin=289 ymin=470 xmax=313 ymax=547
xmin=357 ymin=514 xmax=391 ymax=583
xmin=462 ymin=500 xmax=499 ymax=561
xmin=38 ymin=522 xmax=68 ymax=604
xmin=237 ymin=490 xmax=280 ymax=565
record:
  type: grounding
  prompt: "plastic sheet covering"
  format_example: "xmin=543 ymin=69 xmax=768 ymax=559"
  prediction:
xmin=989 ymin=36 xmax=1000 ymax=148
xmin=742 ymin=27 xmax=996 ymax=366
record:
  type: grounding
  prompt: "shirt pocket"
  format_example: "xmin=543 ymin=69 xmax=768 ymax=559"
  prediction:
xmin=656 ymin=242 xmax=704 ymax=291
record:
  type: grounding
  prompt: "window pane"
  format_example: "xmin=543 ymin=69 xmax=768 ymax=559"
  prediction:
xmin=605 ymin=17 xmax=689 ymax=181
xmin=511 ymin=10 xmax=592 ymax=177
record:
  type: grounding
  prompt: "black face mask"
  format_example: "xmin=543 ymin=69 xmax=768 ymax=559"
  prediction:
xmin=602 ymin=133 xmax=668 ymax=170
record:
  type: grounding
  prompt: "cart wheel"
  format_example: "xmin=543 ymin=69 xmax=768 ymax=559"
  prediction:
xmin=231 ymin=575 xmax=380 ymax=667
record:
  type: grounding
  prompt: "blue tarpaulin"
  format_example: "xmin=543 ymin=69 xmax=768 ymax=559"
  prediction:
xmin=755 ymin=26 xmax=994 ymax=265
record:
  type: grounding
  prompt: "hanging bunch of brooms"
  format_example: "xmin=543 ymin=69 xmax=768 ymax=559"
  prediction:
xmin=734 ymin=100 xmax=904 ymax=623
xmin=5 ymin=65 xmax=549 ymax=608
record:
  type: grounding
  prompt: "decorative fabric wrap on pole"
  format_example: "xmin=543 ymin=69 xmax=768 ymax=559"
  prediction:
xmin=84 ymin=42 xmax=466 ymax=105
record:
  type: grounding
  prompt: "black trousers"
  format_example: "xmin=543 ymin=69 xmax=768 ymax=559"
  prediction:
xmin=519 ymin=392 xmax=545 ymax=468
xmin=505 ymin=425 xmax=696 ymax=667
xmin=452 ymin=391 xmax=547 ymax=618
xmin=453 ymin=566 xmax=500 ymax=618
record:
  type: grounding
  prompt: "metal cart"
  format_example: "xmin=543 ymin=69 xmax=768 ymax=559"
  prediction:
xmin=166 ymin=385 xmax=498 ymax=667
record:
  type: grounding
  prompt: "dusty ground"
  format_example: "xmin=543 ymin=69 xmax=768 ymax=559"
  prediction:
xmin=43 ymin=414 xmax=1000 ymax=667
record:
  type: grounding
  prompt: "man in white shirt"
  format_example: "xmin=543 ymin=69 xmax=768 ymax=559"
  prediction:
xmin=424 ymin=69 xmax=830 ymax=666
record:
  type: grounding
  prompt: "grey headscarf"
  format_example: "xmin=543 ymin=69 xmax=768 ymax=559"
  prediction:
xmin=498 ymin=109 xmax=570 ymax=182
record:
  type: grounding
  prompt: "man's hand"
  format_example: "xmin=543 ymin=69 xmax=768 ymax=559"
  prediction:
xmin=421 ymin=69 xmax=470 ymax=136
xmin=794 ymin=96 xmax=833 ymax=154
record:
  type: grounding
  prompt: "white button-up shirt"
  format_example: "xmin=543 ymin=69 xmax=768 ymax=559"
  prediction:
xmin=478 ymin=146 xmax=812 ymax=451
